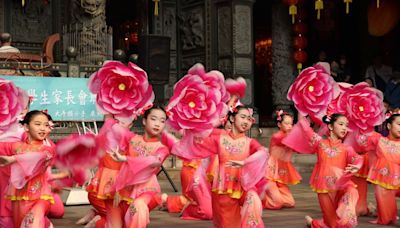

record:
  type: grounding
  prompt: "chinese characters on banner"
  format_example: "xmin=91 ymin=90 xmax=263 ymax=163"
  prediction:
xmin=3 ymin=76 xmax=103 ymax=121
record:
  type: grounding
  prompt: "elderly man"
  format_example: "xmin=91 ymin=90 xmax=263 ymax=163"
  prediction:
xmin=0 ymin=33 xmax=20 ymax=53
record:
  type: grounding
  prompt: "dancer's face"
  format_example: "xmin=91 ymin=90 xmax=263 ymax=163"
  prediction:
xmin=143 ymin=109 xmax=166 ymax=138
xmin=231 ymin=108 xmax=253 ymax=134
xmin=24 ymin=113 xmax=50 ymax=142
xmin=388 ymin=116 xmax=400 ymax=139
xmin=329 ymin=116 xmax=348 ymax=140
xmin=278 ymin=115 xmax=293 ymax=133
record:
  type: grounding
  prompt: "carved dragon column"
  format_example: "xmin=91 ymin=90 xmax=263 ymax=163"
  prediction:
xmin=271 ymin=0 xmax=295 ymax=111
xmin=214 ymin=0 xmax=255 ymax=105
xmin=68 ymin=0 xmax=111 ymax=65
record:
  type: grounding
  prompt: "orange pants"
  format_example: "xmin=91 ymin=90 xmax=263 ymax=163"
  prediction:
xmin=262 ymin=181 xmax=295 ymax=209
xmin=351 ymin=176 xmax=368 ymax=216
xmin=311 ymin=192 xmax=343 ymax=228
xmin=212 ymin=191 xmax=264 ymax=228
xmin=12 ymin=199 xmax=51 ymax=228
xmin=372 ymin=185 xmax=399 ymax=225
xmin=166 ymin=165 xmax=197 ymax=213
xmin=104 ymin=199 xmax=129 ymax=228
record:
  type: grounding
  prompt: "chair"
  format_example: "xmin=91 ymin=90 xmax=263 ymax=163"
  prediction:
xmin=0 ymin=33 xmax=60 ymax=63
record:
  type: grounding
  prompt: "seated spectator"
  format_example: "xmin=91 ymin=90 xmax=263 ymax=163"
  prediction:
xmin=0 ymin=33 xmax=20 ymax=53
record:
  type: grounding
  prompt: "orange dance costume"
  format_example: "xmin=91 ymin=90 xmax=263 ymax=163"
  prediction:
xmin=0 ymin=138 xmax=55 ymax=228
xmin=283 ymin=119 xmax=363 ymax=227
xmin=353 ymin=132 xmax=400 ymax=224
xmin=263 ymin=130 xmax=301 ymax=209
xmin=87 ymin=119 xmax=170 ymax=228
xmin=172 ymin=129 xmax=268 ymax=228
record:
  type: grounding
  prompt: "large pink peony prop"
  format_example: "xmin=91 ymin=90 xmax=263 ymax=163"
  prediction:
xmin=336 ymin=82 xmax=385 ymax=133
xmin=287 ymin=63 xmax=340 ymax=125
xmin=55 ymin=133 xmax=101 ymax=169
xmin=166 ymin=64 xmax=228 ymax=134
xmin=88 ymin=61 xmax=154 ymax=120
xmin=0 ymin=78 xmax=25 ymax=134
xmin=327 ymin=82 xmax=353 ymax=115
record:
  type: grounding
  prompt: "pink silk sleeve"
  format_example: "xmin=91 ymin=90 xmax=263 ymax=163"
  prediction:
xmin=345 ymin=131 xmax=380 ymax=153
xmin=113 ymin=156 xmax=160 ymax=191
xmin=0 ymin=142 xmax=15 ymax=156
xmin=249 ymin=138 xmax=263 ymax=155
xmin=335 ymin=146 xmax=363 ymax=190
xmin=171 ymin=129 xmax=220 ymax=160
xmin=282 ymin=118 xmax=321 ymax=154
xmin=241 ymin=147 xmax=269 ymax=191
xmin=11 ymin=152 xmax=48 ymax=189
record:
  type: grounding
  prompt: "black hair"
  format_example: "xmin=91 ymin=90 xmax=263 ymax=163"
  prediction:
xmin=387 ymin=114 xmax=400 ymax=125
xmin=229 ymin=105 xmax=252 ymax=117
xmin=276 ymin=111 xmax=293 ymax=123
xmin=20 ymin=110 xmax=52 ymax=125
xmin=143 ymin=105 xmax=167 ymax=119
xmin=322 ymin=113 xmax=345 ymax=125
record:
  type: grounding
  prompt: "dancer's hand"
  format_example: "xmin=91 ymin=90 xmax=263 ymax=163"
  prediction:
xmin=0 ymin=155 xmax=16 ymax=167
xmin=110 ymin=146 xmax=127 ymax=162
xmin=344 ymin=164 xmax=359 ymax=173
xmin=225 ymin=160 xmax=244 ymax=168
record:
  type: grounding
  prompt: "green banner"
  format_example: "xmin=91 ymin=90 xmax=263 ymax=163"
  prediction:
xmin=3 ymin=76 xmax=103 ymax=121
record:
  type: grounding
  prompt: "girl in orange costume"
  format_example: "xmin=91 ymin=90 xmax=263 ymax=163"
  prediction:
xmin=352 ymin=111 xmax=400 ymax=225
xmin=0 ymin=110 xmax=56 ymax=228
xmin=262 ymin=111 xmax=301 ymax=209
xmin=172 ymin=106 xmax=268 ymax=228
xmin=89 ymin=106 xmax=170 ymax=228
xmin=283 ymin=114 xmax=363 ymax=227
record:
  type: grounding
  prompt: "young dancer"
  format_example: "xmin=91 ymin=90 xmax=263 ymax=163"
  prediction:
xmin=88 ymin=106 xmax=170 ymax=228
xmin=351 ymin=111 xmax=400 ymax=224
xmin=0 ymin=110 xmax=56 ymax=228
xmin=262 ymin=111 xmax=301 ymax=209
xmin=172 ymin=105 xmax=268 ymax=228
xmin=283 ymin=114 xmax=363 ymax=227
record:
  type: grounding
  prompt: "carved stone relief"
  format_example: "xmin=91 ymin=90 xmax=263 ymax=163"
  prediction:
xmin=66 ymin=0 xmax=110 ymax=65
xmin=181 ymin=56 xmax=205 ymax=71
xmin=234 ymin=57 xmax=252 ymax=75
xmin=164 ymin=7 xmax=177 ymax=50
xmin=234 ymin=5 xmax=251 ymax=55
xmin=10 ymin=1 xmax=52 ymax=43
xmin=217 ymin=7 xmax=232 ymax=56
xmin=218 ymin=58 xmax=233 ymax=76
xmin=179 ymin=8 xmax=205 ymax=51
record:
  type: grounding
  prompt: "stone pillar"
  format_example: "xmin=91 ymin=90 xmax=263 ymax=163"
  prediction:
xmin=271 ymin=0 xmax=295 ymax=111
xmin=214 ymin=0 xmax=255 ymax=105
xmin=0 ymin=0 xmax=4 ymax=33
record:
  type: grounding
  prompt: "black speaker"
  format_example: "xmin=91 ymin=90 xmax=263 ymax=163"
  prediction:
xmin=138 ymin=35 xmax=171 ymax=83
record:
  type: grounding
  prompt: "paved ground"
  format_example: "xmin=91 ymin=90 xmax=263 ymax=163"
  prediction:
xmin=52 ymin=172 xmax=400 ymax=228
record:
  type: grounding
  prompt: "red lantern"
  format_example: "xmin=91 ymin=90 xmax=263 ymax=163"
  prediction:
xmin=293 ymin=22 xmax=308 ymax=34
xmin=294 ymin=50 xmax=308 ymax=71
xmin=293 ymin=35 xmax=308 ymax=49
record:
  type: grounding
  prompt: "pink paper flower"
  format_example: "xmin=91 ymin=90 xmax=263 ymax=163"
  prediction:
xmin=225 ymin=76 xmax=247 ymax=98
xmin=336 ymin=82 xmax=385 ymax=133
xmin=287 ymin=63 xmax=339 ymax=125
xmin=327 ymin=82 xmax=354 ymax=115
xmin=166 ymin=64 xmax=228 ymax=134
xmin=56 ymin=133 xmax=101 ymax=169
xmin=88 ymin=61 xmax=154 ymax=120
xmin=0 ymin=78 xmax=25 ymax=134
xmin=189 ymin=63 xmax=230 ymax=103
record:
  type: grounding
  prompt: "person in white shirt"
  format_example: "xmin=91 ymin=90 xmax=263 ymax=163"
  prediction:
xmin=0 ymin=33 xmax=20 ymax=53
